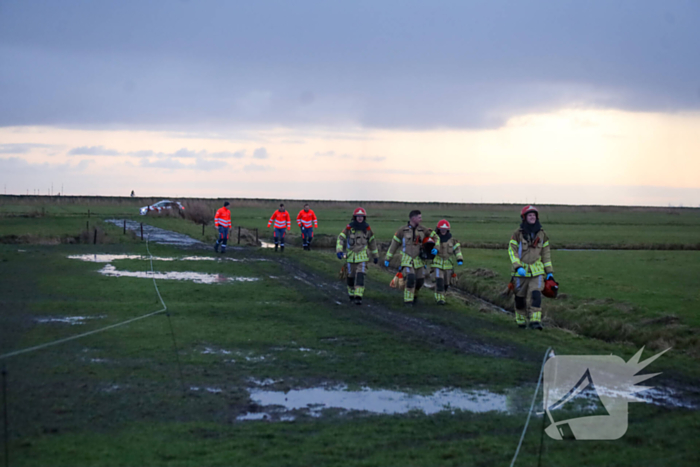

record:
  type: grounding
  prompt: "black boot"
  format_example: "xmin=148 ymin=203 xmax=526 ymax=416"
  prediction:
xmin=529 ymin=321 xmax=543 ymax=330
xmin=355 ymin=296 xmax=362 ymax=306
xmin=274 ymin=243 xmax=278 ymax=252
xmin=214 ymin=242 xmax=219 ymax=253
xmin=281 ymin=245 xmax=285 ymax=252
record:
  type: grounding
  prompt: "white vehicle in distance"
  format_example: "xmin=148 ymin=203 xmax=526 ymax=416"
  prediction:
xmin=139 ymin=200 xmax=185 ymax=216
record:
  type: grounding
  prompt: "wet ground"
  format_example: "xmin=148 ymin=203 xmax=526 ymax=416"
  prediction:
xmin=105 ymin=219 xmax=205 ymax=247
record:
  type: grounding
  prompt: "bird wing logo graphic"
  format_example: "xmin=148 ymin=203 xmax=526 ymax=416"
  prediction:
xmin=543 ymin=347 xmax=670 ymax=440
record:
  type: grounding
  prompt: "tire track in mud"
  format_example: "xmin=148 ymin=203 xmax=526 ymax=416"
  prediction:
xmin=274 ymin=256 xmax=519 ymax=360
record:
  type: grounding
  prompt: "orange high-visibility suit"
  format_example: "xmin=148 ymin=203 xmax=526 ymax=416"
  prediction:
xmin=267 ymin=210 xmax=291 ymax=250
xmin=296 ymin=209 xmax=318 ymax=249
xmin=214 ymin=206 xmax=232 ymax=253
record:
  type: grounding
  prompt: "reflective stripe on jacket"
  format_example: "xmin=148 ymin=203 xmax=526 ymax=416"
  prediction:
xmin=431 ymin=237 xmax=463 ymax=270
xmin=508 ymin=228 xmax=553 ymax=277
xmin=267 ymin=210 xmax=291 ymax=229
xmin=296 ymin=210 xmax=318 ymax=228
xmin=214 ymin=207 xmax=232 ymax=228
xmin=386 ymin=224 xmax=440 ymax=268
xmin=337 ymin=225 xmax=379 ymax=263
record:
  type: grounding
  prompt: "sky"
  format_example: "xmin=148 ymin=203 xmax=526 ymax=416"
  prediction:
xmin=1 ymin=0 xmax=699 ymax=206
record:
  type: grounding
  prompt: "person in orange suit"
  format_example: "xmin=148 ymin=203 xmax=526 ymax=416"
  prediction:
xmin=214 ymin=201 xmax=232 ymax=253
xmin=267 ymin=203 xmax=291 ymax=252
xmin=296 ymin=203 xmax=319 ymax=251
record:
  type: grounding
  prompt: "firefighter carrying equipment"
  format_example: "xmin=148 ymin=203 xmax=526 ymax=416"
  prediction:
xmin=268 ymin=210 xmax=291 ymax=230
xmin=543 ymin=277 xmax=559 ymax=299
xmin=214 ymin=207 xmax=232 ymax=228
xmin=336 ymin=219 xmax=379 ymax=263
xmin=386 ymin=223 xmax=440 ymax=269
xmin=297 ymin=209 xmax=318 ymax=228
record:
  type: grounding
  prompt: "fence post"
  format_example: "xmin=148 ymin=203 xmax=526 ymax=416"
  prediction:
xmin=93 ymin=228 xmax=97 ymax=245
xmin=202 ymin=224 xmax=205 ymax=236
xmin=123 ymin=220 xmax=126 ymax=235
xmin=140 ymin=223 xmax=144 ymax=241
xmin=86 ymin=221 xmax=89 ymax=232
xmin=88 ymin=209 xmax=90 ymax=218
xmin=2 ymin=364 xmax=9 ymax=467
xmin=255 ymin=228 xmax=258 ymax=245
xmin=237 ymin=226 xmax=241 ymax=245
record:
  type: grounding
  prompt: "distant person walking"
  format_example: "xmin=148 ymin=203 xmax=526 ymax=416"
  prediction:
xmin=214 ymin=201 xmax=232 ymax=254
xmin=267 ymin=203 xmax=291 ymax=252
xmin=385 ymin=210 xmax=440 ymax=306
xmin=431 ymin=220 xmax=464 ymax=305
xmin=508 ymin=205 xmax=554 ymax=330
xmin=296 ymin=203 xmax=319 ymax=250
xmin=336 ymin=207 xmax=379 ymax=305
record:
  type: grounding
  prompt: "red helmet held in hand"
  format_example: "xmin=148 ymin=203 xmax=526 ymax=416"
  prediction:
xmin=543 ymin=278 xmax=559 ymax=299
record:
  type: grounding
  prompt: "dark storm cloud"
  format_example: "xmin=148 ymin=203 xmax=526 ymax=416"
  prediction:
xmin=1 ymin=0 xmax=698 ymax=131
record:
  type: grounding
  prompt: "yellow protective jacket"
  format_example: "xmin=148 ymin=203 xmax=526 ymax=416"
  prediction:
xmin=337 ymin=223 xmax=379 ymax=263
xmin=386 ymin=223 xmax=440 ymax=268
xmin=508 ymin=227 xmax=553 ymax=277
xmin=431 ymin=235 xmax=463 ymax=270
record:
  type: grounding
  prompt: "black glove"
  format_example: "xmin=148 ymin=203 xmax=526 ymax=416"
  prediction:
xmin=373 ymin=257 xmax=379 ymax=264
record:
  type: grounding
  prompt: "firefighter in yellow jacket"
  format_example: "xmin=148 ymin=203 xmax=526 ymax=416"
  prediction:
xmin=336 ymin=207 xmax=379 ymax=305
xmin=431 ymin=219 xmax=464 ymax=305
xmin=385 ymin=210 xmax=440 ymax=306
xmin=508 ymin=205 xmax=554 ymax=330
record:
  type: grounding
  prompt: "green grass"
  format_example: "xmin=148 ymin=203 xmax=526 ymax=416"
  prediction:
xmin=2 ymin=243 xmax=697 ymax=466
xmin=3 ymin=195 xmax=700 ymax=248
xmin=2 ymin=197 xmax=700 ymax=466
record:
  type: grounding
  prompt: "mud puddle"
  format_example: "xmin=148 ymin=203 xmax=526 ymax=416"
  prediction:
xmin=34 ymin=315 xmax=106 ymax=325
xmin=97 ymin=264 xmax=258 ymax=284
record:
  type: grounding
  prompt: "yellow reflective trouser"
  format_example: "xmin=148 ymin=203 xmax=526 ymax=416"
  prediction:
xmin=433 ymin=267 xmax=449 ymax=303
xmin=346 ymin=262 xmax=367 ymax=298
xmin=402 ymin=266 xmax=425 ymax=302
xmin=513 ymin=275 xmax=545 ymax=324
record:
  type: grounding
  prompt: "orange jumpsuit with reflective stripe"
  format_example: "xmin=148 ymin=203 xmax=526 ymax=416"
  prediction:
xmin=296 ymin=210 xmax=318 ymax=228
xmin=214 ymin=207 xmax=232 ymax=228
xmin=267 ymin=210 xmax=291 ymax=229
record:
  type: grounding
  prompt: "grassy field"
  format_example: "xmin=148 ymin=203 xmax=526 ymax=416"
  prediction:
xmin=2 ymin=195 xmax=700 ymax=248
xmin=1 ymin=196 xmax=699 ymax=466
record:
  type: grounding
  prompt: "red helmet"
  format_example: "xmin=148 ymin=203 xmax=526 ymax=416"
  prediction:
xmin=543 ymin=278 xmax=559 ymax=299
xmin=436 ymin=219 xmax=451 ymax=230
xmin=353 ymin=207 xmax=367 ymax=217
xmin=520 ymin=205 xmax=539 ymax=219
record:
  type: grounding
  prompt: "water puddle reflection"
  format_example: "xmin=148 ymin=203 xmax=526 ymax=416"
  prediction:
xmin=68 ymin=254 xmax=266 ymax=263
xmin=237 ymin=385 xmax=508 ymax=421
xmin=35 ymin=315 xmax=105 ymax=325
xmin=97 ymin=264 xmax=258 ymax=284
